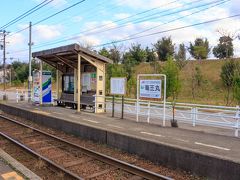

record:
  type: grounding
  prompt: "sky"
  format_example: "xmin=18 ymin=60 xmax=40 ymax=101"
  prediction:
xmin=0 ymin=0 xmax=240 ymax=63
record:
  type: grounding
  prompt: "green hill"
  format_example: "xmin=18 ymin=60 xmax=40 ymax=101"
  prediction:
xmin=134 ymin=59 xmax=240 ymax=106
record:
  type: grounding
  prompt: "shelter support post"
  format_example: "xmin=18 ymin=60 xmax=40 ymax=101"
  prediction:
xmin=77 ymin=54 xmax=81 ymax=112
xmin=56 ymin=68 xmax=62 ymax=99
xmin=74 ymin=68 xmax=77 ymax=102
xmin=40 ymin=60 xmax=43 ymax=105
xmin=95 ymin=64 xmax=105 ymax=113
xmin=56 ymin=69 xmax=59 ymax=99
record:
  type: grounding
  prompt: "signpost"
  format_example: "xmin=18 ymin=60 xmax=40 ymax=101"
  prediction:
xmin=110 ymin=77 xmax=126 ymax=119
xmin=137 ymin=74 xmax=166 ymax=126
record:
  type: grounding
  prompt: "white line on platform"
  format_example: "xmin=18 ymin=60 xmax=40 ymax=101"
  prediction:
xmin=173 ymin=138 xmax=189 ymax=143
xmin=140 ymin=132 xmax=165 ymax=137
xmin=194 ymin=142 xmax=230 ymax=151
xmin=52 ymin=112 xmax=62 ymax=115
xmin=82 ymin=119 xmax=99 ymax=124
xmin=107 ymin=124 xmax=123 ymax=129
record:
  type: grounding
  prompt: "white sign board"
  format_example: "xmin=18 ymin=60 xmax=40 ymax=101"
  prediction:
xmin=140 ymin=80 xmax=161 ymax=99
xmin=82 ymin=73 xmax=91 ymax=90
xmin=110 ymin=77 xmax=126 ymax=95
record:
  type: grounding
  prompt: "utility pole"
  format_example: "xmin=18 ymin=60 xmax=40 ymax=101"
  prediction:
xmin=0 ymin=30 xmax=9 ymax=100
xmin=28 ymin=22 xmax=33 ymax=102
xmin=3 ymin=30 xmax=6 ymax=92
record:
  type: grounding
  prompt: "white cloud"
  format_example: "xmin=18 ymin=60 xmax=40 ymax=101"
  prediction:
xmin=72 ymin=16 xmax=83 ymax=22
xmin=115 ymin=0 xmax=182 ymax=9
xmin=77 ymin=36 xmax=101 ymax=47
xmin=33 ymin=24 xmax=63 ymax=42
xmin=114 ymin=13 xmax=131 ymax=19
xmin=7 ymin=33 xmax=25 ymax=46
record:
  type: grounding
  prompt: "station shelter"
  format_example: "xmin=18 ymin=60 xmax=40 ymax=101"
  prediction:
xmin=32 ymin=44 xmax=113 ymax=113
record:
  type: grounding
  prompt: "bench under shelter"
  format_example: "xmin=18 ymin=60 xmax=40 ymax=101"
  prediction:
xmin=32 ymin=43 xmax=113 ymax=113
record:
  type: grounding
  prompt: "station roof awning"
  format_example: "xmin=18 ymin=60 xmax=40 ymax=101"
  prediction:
xmin=32 ymin=43 xmax=113 ymax=70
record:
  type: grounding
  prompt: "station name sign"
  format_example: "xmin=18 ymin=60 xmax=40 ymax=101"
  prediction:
xmin=140 ymin=80 xmax=161 ymax=99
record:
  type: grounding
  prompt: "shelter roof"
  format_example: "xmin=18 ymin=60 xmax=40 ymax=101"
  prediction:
xmin=32 ymin=44 xmax=113 ymax=69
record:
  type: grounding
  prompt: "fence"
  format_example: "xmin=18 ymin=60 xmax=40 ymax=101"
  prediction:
xmin=11 ymin=90 xmax=240 ymax=137
xmin=94 ymin=96 xmax=240 ymax=137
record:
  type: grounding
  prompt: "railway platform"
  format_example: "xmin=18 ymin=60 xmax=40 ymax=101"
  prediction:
xmin=0 ymin=101 xmax=240 ymax=179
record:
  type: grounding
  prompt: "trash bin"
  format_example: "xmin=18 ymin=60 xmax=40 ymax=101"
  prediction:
xmin=3 ymin=94 xmax=8 ymax=100
xmin=20 ymin=94 xmax=24 ymax=101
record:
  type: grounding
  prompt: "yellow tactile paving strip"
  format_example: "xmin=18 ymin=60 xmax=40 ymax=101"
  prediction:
xmin=1 ymin=172 xmax=23 ymax=180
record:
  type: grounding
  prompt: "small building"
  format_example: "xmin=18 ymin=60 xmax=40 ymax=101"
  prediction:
xmin=32 ymin=43 xmax=113 ymax=113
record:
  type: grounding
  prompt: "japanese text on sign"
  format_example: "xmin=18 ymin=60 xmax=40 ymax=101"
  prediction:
xmin=140 ymin=80 xmax=161 ymax=99
xmin=110 ymin=77 xmax=126 ymax=95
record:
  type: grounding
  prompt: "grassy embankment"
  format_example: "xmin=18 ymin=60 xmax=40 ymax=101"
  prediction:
xmin=135 ymin=59 xmax=240 ymax=106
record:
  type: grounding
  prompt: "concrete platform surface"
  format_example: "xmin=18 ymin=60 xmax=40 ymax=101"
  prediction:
xmin=0 ymin=149 xmax=41 ymax=180
xmin=3 ymin=101 xmax=240 ymax=164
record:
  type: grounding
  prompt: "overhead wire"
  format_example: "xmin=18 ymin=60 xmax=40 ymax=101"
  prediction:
xmin=9 ymin=0 xmax=233 ymax=56
xmin=82 ymin=0 xmax=225 ymax=36
xmin=129 ymin=0 xmax=230 ymax=37
xmin=26 ymin=0 xmax=196 ymax=49
xmin=92 ymin=14 xmax=240 ymax=48
xmin=30 ymin=0 xmax=226 ymax=49
xmin=29 ymin=0 xmax=126 ymax=37
xmin=35 ymin=0 xmax=182 ymax=46
xmin=0 ymin=0 xmax=53 ymax=30
xmin=9 ymin=0 xmax=87 ymax=37
xmin=11 ymin=13 xmax=240 ymax=57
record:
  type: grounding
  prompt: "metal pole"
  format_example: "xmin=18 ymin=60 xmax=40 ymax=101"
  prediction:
xmin=121 ymin=96 xmax=124 ymax=119
xmin=40 ymin=60 xmax=43 ymax=105
xmin=77 ymin=54 xmax=81 ymax=112
xmin=112 ymin=95 xmax=115 ymax=117
xmin=147 ymin=101 xmax=150 ymax=123
xmin=3 ymin=30 xmax=6 ymax=92
xmin=136 ymin=75 xmax=139 ymax=122
xmin=28 ymin=22 xmax=32 ymax=102
xmin=163 ymin=75 xmax=166 ymax=127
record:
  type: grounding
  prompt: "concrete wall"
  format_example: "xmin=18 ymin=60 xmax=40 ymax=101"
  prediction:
xmin=0 ymin=103 xmax=239 ymax=180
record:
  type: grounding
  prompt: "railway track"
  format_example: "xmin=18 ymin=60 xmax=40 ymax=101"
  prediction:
xmin=0 ymin=114 xmax=173 ymax=180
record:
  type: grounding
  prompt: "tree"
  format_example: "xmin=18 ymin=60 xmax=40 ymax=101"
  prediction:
xmin=234 ymin=76 xmax=240 ymax=105
xmin=162 ymin=57 xmax=181 ymax=127
xmin=145 ymin=46 xmax=156 ymax=62
xmin=128 ymin=43 xmax=147 ymax=63
xmin=189 ymin=38 xmax=210 ymax=60
xmin=220 ymin=60 xmax=237 ymax=105
xmin=109 ymin=44 xmax=122 ymax=64
xmin=175 ymin=43 xmax=186 ymax=60
xmin=175 ymin=43 xmax=187 ymax=69
xmin=162 ymin=57 xmax=181 ymax=99
xmin=233 ymin=62 xmax=240 ymax=105
xmin=153 ymin=36 xmax=175 ymax=61
xmin=122 ymin=53 xmax=138 ymax=80
xmin=213 ymin=36 xmax=234 ymax=59
xmin=98 ymin=47 xmax=110 ymax=58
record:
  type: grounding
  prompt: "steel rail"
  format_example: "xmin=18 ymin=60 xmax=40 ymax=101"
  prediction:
xmin=0 ymin=131 xmax=83 ymax=180
xmin=0 ymin=114 xmax=173 ymax=180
